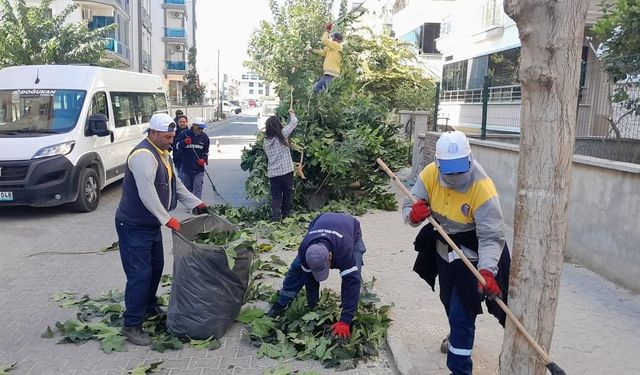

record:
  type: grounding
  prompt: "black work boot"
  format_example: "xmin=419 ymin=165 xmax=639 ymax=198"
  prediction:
xmin=266 ymin=303 xmax=285 ymax=318
xmin=440 ymin=333 xmax=450 ymax=353
xmin=122 ymin=325 xmax=152 ymax=346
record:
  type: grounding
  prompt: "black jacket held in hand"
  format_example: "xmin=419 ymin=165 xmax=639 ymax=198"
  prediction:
xmin=413 ymin=223 xmax=511 ymax=326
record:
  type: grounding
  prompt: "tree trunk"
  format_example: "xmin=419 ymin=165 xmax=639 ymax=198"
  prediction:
xmin=500 ymin=1 xmax=589 ymax=374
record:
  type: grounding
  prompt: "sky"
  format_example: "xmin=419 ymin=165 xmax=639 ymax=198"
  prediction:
xmin=194 ymin=0 xmax=272 ymax=85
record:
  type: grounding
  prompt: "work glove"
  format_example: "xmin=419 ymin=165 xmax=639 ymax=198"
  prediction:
xmin=478 ymin=269 xmax=502 ymax=300
xmin=409 ymin=200 xmax=431 ymax=224
xmin=166 ymin=217 xmax=181 ymax=231
xmin=330 ymin=321 xmax=350 ymax=339
xmin=193 ymin=203 xmax=208 ymax=215
xmin=197 ymin=158 xmax=206 ymax=168
xmin=184 ymin=137 xmax=192 ymax=145
xmin=324 ymin=22 xmax=333 ymax=32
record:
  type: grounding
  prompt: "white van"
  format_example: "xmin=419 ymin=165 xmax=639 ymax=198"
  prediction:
xmin=0 ymin=65 xmax=168 ymax=212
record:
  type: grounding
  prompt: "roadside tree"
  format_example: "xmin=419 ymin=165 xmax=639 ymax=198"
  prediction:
xmin=500 ymin=1 xmax=589 ymax=374
xmin=0 ymin=0 xmax=116 ymax=67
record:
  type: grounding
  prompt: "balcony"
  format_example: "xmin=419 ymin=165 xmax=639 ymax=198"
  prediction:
xmin=163 ymin=28 xmax=187 ymax=42
xmin=75 ymin=0 xmax=129 ymax=15
xmin=164 ymin=60 xmax=186 ymax=72
xmin=162 ymin=0 xmax=186 ymax=9
xmin=88 ymin=15 xmax=114 ymax=31
xmin=105 ymin=38 xmax=130 ymax=60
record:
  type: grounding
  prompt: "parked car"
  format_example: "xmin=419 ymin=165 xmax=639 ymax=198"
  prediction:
xmin=222 ymin=100 xmax=241 ymax=115
xmin=257 ymin=101 xmax=280 ymax=132
xmin=0 ymin=65 xmax=168 ymax=212
xmin=248 ymin=99 xmax=257 ymax=108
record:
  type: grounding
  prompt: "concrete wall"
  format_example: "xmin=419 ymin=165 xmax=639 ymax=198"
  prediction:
xmin=462 ymin=138 xmax=640 ymax=293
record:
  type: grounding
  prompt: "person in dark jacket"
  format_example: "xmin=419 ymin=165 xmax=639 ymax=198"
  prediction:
xmin=173 ymin=109 xmax=184 ymax=124
xmin=266 ymin=213 xmax=366 ymax=339
xmin=172 ymin=115 xmax=189 ymax=172
xmin=115 ymin=113 xmax=208 ymax=346
xmin=403 ymin=130 xmax=510 ymax=375
xmin=174 ymin=117 xmax=210 ymax=202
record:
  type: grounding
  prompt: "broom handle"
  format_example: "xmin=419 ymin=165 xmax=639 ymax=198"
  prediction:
xmin=376 ymin=158 xmax=553 ymax=365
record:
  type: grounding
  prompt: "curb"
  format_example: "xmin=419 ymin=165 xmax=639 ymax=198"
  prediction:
xmin=386 ymin=333 xmax=417 ymax=375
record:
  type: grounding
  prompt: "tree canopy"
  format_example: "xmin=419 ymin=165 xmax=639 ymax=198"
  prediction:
xmin=0 ymin=0 xmax=116 ymax=68
xmin=183 ymin=47 xmax=206 ymax=105
xmin=242 ymin=0 xmax=435 ymax=211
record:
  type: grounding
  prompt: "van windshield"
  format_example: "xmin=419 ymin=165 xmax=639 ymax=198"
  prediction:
xmin=0 ymin=89 xmax=87 ymax=135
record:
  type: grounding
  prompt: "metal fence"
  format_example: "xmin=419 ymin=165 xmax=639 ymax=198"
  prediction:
xmin=434 ymin=73 xmax=640 ymax=164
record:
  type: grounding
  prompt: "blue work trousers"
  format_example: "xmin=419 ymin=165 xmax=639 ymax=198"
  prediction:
xmin=313 ymin=74 xmax=336 ymax=94
xmin=115 ymin=219 xmax=164 ymax=327
xmin=180 ymin=171 xmax=204 ymax=199
xmin=276 ymin=239 xmax=366 ymax=307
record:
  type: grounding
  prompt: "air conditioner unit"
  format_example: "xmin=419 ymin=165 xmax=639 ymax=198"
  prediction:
xmin=81 ymin=8 xmax=93 ymax=20
xmin=172 ymin=11 xmax=184 ymax=19
xmin=175 ymin=45 xmax=184 ymax=52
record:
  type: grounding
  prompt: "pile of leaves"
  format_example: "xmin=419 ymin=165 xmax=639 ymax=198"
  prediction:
xmin=242 ymin=0 xmax=427 ymax=211
xmin=44 ymin=279 xmax=220 ymax=355
xmin=237 ymin=280 xmax=391 ymax=370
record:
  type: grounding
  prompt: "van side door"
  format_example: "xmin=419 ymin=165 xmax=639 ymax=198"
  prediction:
xmin=86 ymin=91 xmax=121 ymax=183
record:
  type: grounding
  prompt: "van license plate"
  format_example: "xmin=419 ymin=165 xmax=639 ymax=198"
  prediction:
xmin=0 ymin=192 xmax=13 ymax=201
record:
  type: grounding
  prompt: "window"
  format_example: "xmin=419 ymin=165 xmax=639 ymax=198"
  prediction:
xmin=0 ymin=89 xmax=86 ymax=133
xmin=421 ymin=23 xmax=440 ymax=54
xmin=442 ymin=60 xmax=468 ymax=91
xmin=249 ymin=89 xmax=254 ymax=94
xmin=242 ymin=74 xmax=249 ymax=80
xmin=110 ymin=92 xmax=165 ymax=128
xmin=400 ymin=23 xmax=440 ymax=54
xmin=258 ymin=83 xmax=264 ymax=87
xmin=441 ymin=16 xmax=453 ymax=37
xmin=89 ymin=92 xmax=109 ymax=118
xmin=482 ymin=0 xmax=502 ymax=28
xmin=487 ymin=47 xmax=520 ymax=86
xmin=249 ymin=82 xmax=254 ymax=87
xmin=258 ymin=90 xmax=263 ymax=95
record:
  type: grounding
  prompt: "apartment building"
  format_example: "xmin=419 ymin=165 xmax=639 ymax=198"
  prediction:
xmin=238 ymin=72 xmax=271 ymax=102
xmin=19 ymin=0 xmax=196 ymax=104
xmin=391 ymin=0 xmax=454 ymax=79
xmin=432 ymin=0 xmax=606 ymax=136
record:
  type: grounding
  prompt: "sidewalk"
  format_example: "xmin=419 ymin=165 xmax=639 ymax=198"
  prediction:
xmin=357 ymin=183 xmax=640 ymax=375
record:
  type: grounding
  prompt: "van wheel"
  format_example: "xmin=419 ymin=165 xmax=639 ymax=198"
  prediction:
xmin=71 ymin=168 xmax=100 ymax=212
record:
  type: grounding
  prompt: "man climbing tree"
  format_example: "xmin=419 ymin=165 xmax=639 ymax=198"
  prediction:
xmin=311 ymin=22 xmax=343 ymax=94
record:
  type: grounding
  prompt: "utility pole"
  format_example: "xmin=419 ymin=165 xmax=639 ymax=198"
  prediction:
xmin=217 ymin=49 xmax=221 ymax=120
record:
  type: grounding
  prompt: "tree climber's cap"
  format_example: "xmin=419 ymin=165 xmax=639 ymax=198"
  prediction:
xmin=305 ymin=243 xmax=331 ymax=282
xmin=332 ymin=32 xmax=343 ymax=42
xmin=435 ymin=131 xmax=472 ymax=175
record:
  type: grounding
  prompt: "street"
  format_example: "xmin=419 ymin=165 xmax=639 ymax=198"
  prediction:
xmin=0 ymin=112 xmax=392 ymax=374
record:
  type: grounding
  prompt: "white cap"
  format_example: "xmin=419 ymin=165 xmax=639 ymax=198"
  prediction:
xmin=146 ymin=113 xmax=176 ymax=132
xmin=435 ymin=131 xmax=471 ymax=174
xmin=192 ymin=117 xmax=207 ymax=128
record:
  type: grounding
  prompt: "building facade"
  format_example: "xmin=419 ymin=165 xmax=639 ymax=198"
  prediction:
xmin=427 ymin=0 xmax=609 ymax=138
xmin=20 ymin=0 xmax=196 ymax=104
xmin=391 ymin=0 xmax=454 ymax=79
xmin=237 ymin=72 xmax=271 ymax=103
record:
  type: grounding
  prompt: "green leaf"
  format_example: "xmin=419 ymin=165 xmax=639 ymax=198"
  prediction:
xmin=300 ymin=311 xmax=320 ymax=322
xmin=189 ymin=336 xmax=221 ymax=351
xmin=0 ymin=362 xmax=17 ymax=374
xmin=51 ymin=291 xmax=76 ymax=302
xmin=236 ymin=307 xmax=265 ymax=324
xmin=250 ymin=317 xmax=276 ymax=338
xmin=151 ymin=334 xmax=183 ymax=353
xmin=99 ymin=241 xmax=119 ymax=253
xmin=41 ymin=326 xmax=54 ymax=338
xmin=128 ymin=361 xmax=163 ymax=375
xmin=99 ymin=334 xmax=127 ymax=354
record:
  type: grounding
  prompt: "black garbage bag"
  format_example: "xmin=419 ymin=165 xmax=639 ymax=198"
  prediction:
xmin=167 ymin=214 xmax=253 ymax=339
